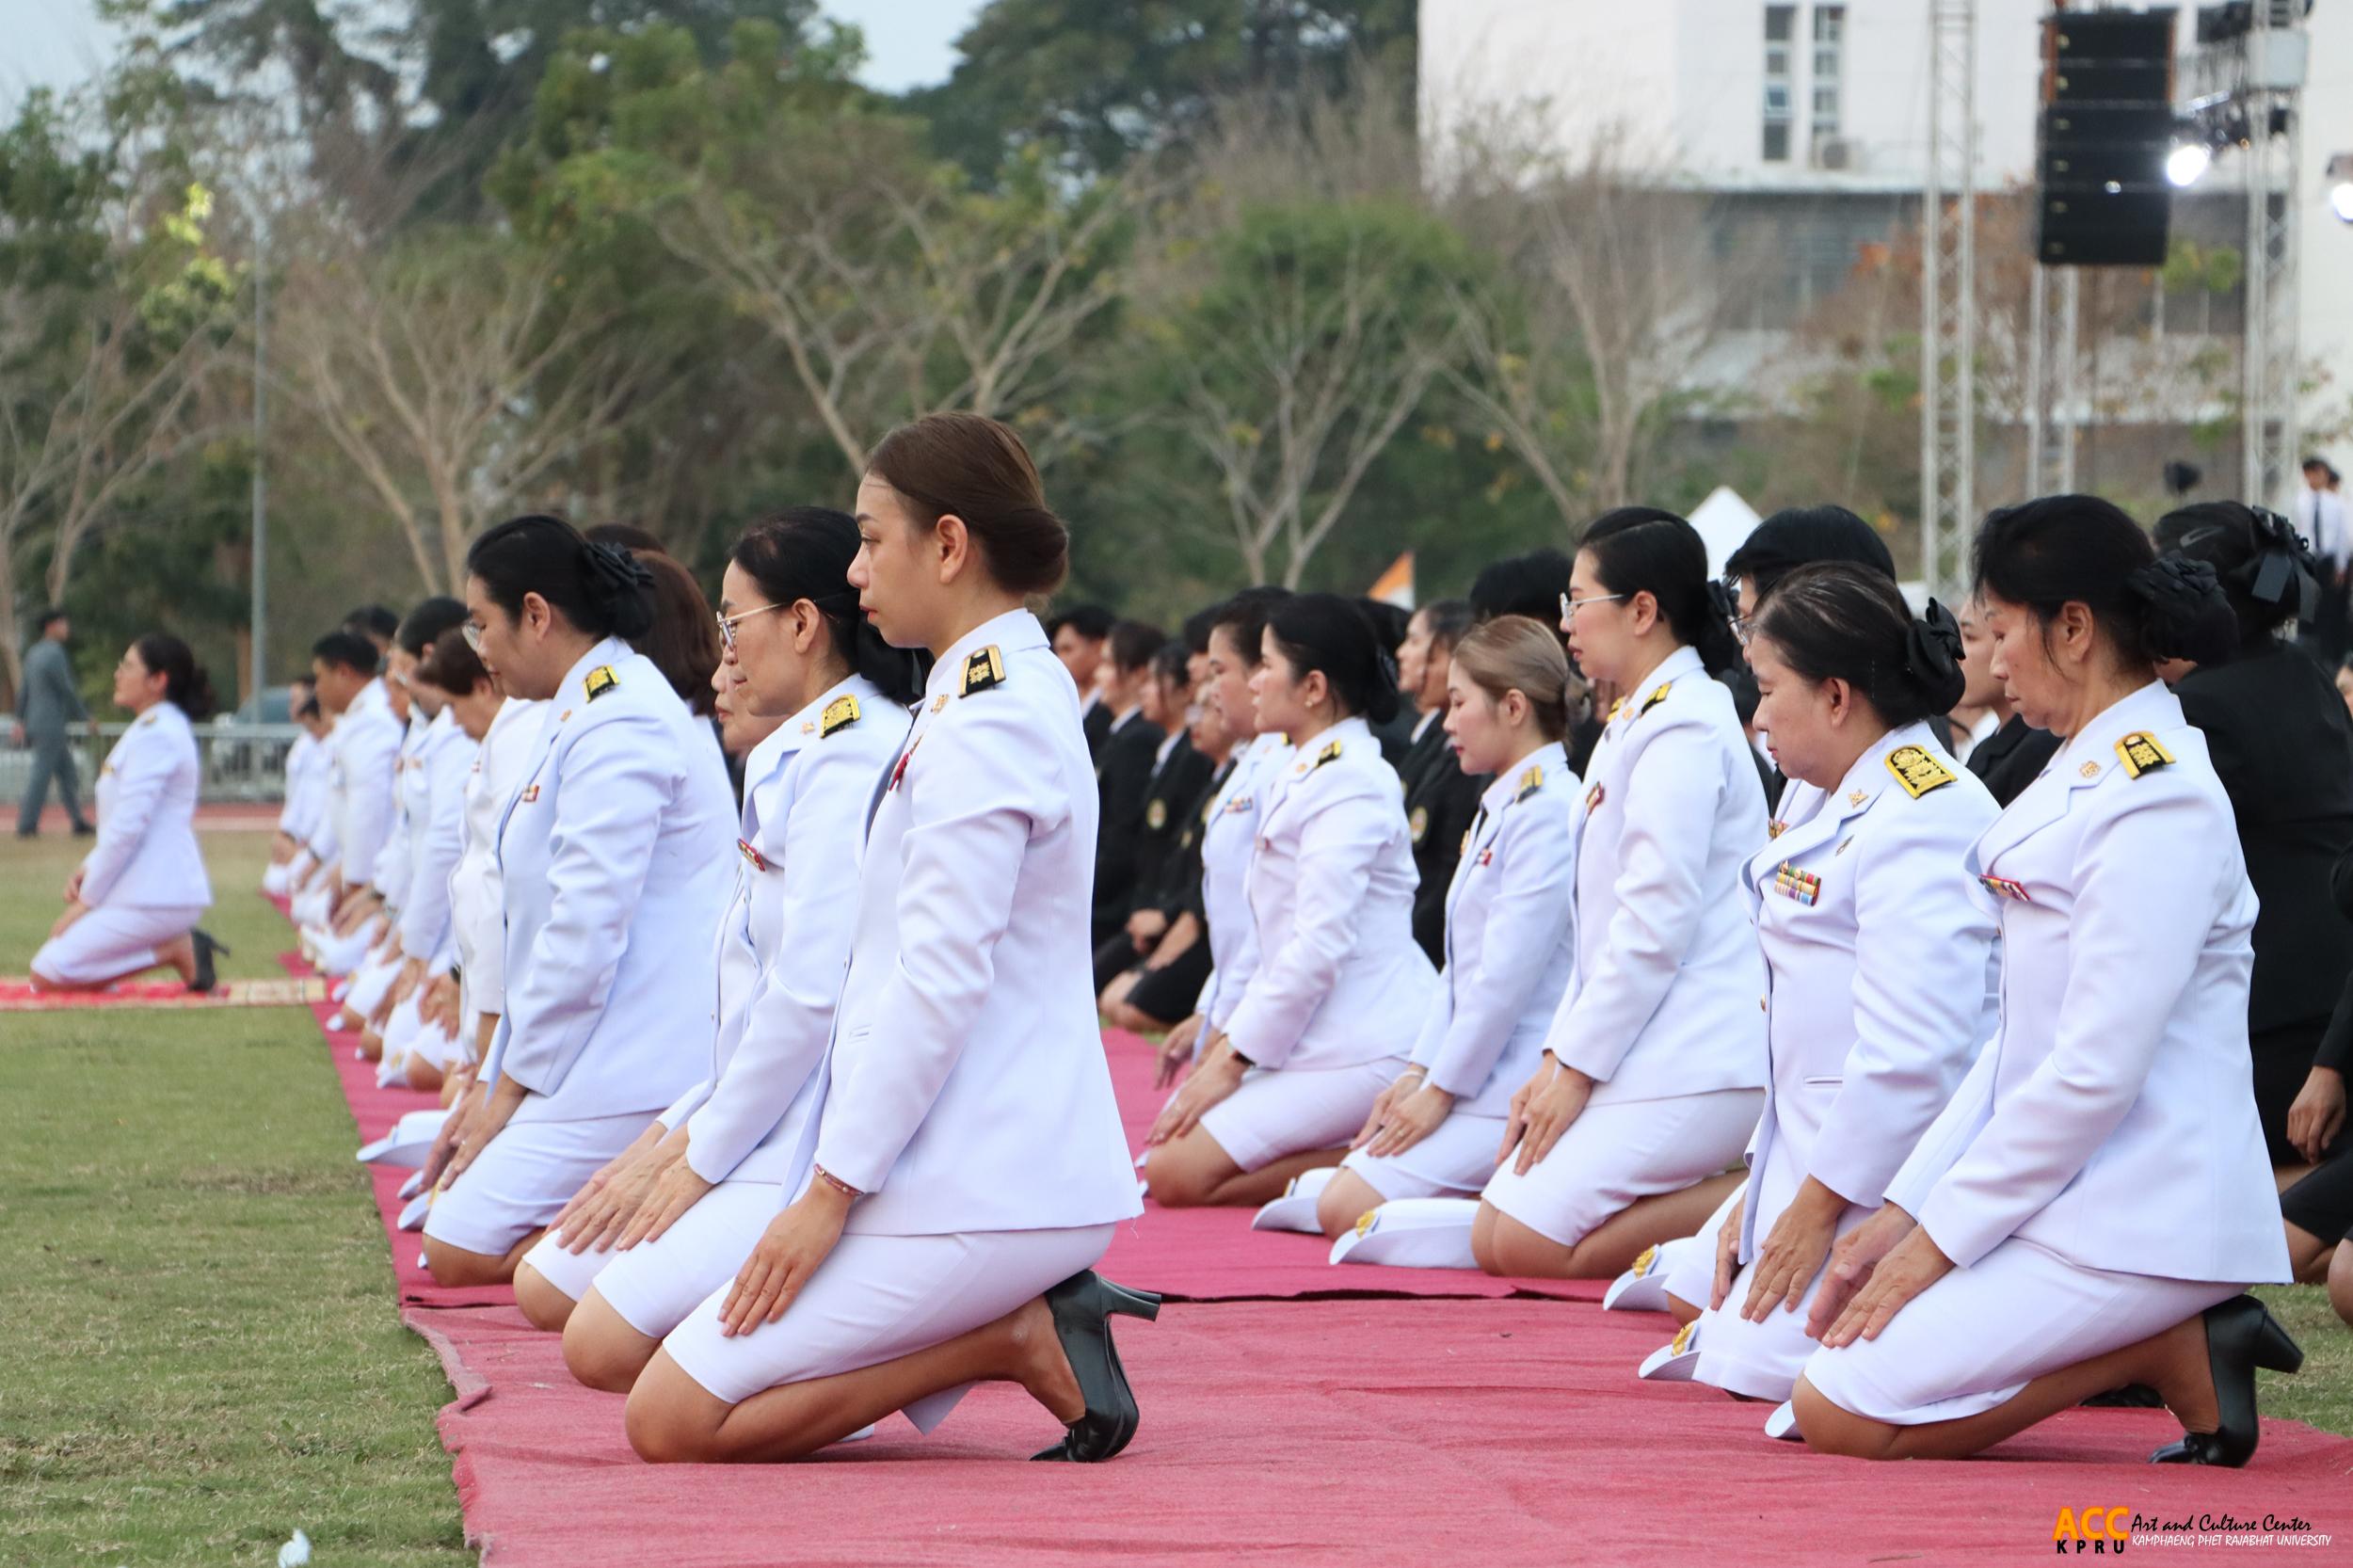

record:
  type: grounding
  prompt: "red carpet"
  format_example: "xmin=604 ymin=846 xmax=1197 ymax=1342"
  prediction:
xmin=294 ymin=960 xmax=2353 ymax=1563
xmin=0 ymin=975 xmax=327 ymax=1011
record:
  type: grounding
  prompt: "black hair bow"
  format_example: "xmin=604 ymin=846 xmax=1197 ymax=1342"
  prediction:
xmin=584 ymin=540 xmax=654 ymax=602
xmin=1905 ymin=599 xmax=1963 ymax=685
xmin=2129 ymin=552 xmax=2222 ymax=618
xmin=2240 ymin=506 xmax=2320 ymax=623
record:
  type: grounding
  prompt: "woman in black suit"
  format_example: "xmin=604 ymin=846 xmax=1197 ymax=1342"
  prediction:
xmin=2154 ymin=502 xmax=2353 ymax=1171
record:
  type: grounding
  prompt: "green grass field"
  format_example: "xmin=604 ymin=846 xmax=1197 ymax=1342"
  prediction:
xmin=2 ymin=829 xmax=470 ymax=1567
xmin=0 ymin=828 xmax=2346 ymax=1568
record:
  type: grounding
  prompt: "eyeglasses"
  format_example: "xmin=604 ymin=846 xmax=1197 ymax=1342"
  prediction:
xmin=461 ymin=622 xmax=485 ymax=654
xmin=1559 ymin=591 xmax=1630 ymax=622
xmin=715 ymin=601 xmax=789 ymax=658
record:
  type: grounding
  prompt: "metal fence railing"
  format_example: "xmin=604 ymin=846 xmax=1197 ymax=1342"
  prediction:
xmin=2 ymin=721 xmax=299 ymax=807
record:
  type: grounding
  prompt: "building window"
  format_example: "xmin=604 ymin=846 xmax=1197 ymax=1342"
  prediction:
xmin=1764 ymin=5 xmax=1797 ymax=163
xmin=1810 ymin=4 xmax=1846 ymax=144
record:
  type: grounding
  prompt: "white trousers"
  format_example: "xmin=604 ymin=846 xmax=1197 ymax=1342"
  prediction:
xmin=1480 ymin=1088 xmax=1763 ymax=1250
xmin=664 ymin=1223 xmax=1118 ymax=1419
xmin=1800 ymin=1237 xmax=2243 ymax=1425
xmin=423 ymin=1112 xmax=651 ymax=1258
xmin=1198 ymin=1058 xmax=1403 ymax=1173
xmin=32 ymin=904 xmax=205 ymax=985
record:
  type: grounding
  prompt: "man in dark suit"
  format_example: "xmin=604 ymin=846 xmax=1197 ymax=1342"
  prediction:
xmin=1395 ymin=599 xmax=1484 ymax=967
xmin=1050 ymin=603 xmax=1115 ymax=760
xmin=14 ymin=608 xmax=92 ymax=839
xmin=1092 ymin=620 xmax=1168 ymax=945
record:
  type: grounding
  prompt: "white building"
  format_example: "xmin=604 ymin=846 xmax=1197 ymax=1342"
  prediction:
xmin=1422 ymin=0 xmax=2353 ymax=503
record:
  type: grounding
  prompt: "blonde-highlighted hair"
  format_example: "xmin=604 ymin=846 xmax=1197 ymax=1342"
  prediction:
xmin=1449 ymin=615 xmax=1570 ymax=741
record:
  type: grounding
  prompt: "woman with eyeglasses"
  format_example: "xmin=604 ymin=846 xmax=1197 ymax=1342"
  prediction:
xmin=1791 ymin=496 xmax=2297 ymax=1468
xmin=1471 ymin=507 xmax=1769 ymax=1279
xmin=31 ymin=634 xmax=223 ymax=992
xmin=420 ymin=514 xmax=738 ymax=1289
xmin=1621 ymin=565 xmax=1997 ymax=1407
xmin=1143 ymin=592 xmax=1438 ymax=1209
xmin=621 ymin=414 xmax=1150 ymax=1467
xmin=513 ymin=508 xmax=920 ymax=1373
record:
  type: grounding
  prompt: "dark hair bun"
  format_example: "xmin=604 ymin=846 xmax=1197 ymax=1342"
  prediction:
xmin=2127 ymin=553 xmax=2238 ymax=664
xmin=583 ymin=541 xmax=658 ymax=640
xmin=1266 ymin=591 xmax=1401 ymax=726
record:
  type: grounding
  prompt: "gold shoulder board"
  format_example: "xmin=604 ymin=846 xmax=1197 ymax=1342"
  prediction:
xmin=1883 ymin=744 xmax=1955 ymax=799
xmin=959 ymin=646 xmax=1005 ymax=697
xmin=1514 ymin=764 xmax=1544 ymax=802
xmin=1312 ymin=740 xmax=1343 ymax=770
xmin=1639 ymin=682 xmax=1672 ymax=715
xmin=2115 ymin=730 xmax=2174 ymax=778
xmin=820 ymin=695 xmax=861 ymax=738
xmin=584 ymin=665 xmax=619 ymax=703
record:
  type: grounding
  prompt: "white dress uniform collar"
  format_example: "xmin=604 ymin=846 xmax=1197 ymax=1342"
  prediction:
xmin=1976 ymin=678 xmax=2172 ymax=872
xmin=925 ymin=607 xmax=1051 ymax=707
xmin=1748 ymin=721 xmax=1929 ymax=893
xmin=1471 ymin=738 xmax=1568 ymax=820
xmin=547 ymin=636 xmax=635 ymax=716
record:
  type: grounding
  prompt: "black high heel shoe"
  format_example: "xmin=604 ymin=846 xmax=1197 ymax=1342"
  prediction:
xmin=1031 ymin=1271 xmax=1161 ymax=1464
xmin=2149 ymin=1294 xmax=2303 ymax=1467
xmin=189 ymin=930 xmax=230 ymax=994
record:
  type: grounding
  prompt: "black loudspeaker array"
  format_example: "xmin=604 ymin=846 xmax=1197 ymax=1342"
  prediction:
xmin=2037 ymin=8 xmax=2180 ymax=265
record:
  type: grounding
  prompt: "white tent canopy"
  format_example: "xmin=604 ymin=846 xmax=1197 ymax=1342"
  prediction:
xmin=1687 ymin=486 xmax=1761 ymax=580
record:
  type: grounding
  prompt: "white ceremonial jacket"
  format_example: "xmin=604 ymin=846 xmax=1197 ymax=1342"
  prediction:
xmin=792 ymin=609 xmax=1141 ymax=1236
xmin=1195 ymin=730 xmax=1293 ymax=1032
xmin=80 ymin=701 xmax=211 ymax=911
xmin=1223 ymin=717 xmax=1437 ymax=1071
xmin=1888 ymin=680 xmax=2292 ymax=1285
xmin=1408 ymin=743 xmax=1579 ymax=1119
xmin=666 ymin=676 xmax=906 ymax=1185
xmin=657 ymin=723 xmax=793 ymax=1139
xmin=398 ymin=708 xmax=476 ymax=970
xmin=320 ymin=679 xmax=403 ymax=887
xmin=483 ymin=643 xmax=737 ymax=1125
xmin=449 ymin=696 xmax=544 ymax=1019
xmin=371 ymin=711 xmax=427 ymax=904
xmin=277 ymin=731 xmax=326 ymax=843
xmin=1543 ymin=644 xmax=1769 ymax=1106
xmin=1735 ymin=723 xmax=1998 ymax=1263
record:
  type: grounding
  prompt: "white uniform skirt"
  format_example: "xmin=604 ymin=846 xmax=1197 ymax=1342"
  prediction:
xmin=1480 ymin=1088 xmax=1763 ymax=1249
xmin=664 ymin=1223 xmax=1118 ymax=1417
xmin=520 ymin=1177 xmax=781 ymax=1336
xmin=423 ymin=1112 xmax=651 ymax=1257
xmin=1197 ymin=1058 xmax=1404 ymax=1173
xmin=1799 ymin=1236 xmax=2243 ymax=1425
xmin=1659 ymin=1180 xmax=1746 ymax=1312
xmin=32 ymin=904 xmax=205 ymax=985
xmin=1339 ymin=1108 xmax=1509 ymax=1201
xmin=1693 ymin=1202 xmax=1872 ymax=1401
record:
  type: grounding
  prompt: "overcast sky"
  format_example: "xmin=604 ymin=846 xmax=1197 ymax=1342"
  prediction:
xmin=0 ymin=0 xmax=986 ymax=118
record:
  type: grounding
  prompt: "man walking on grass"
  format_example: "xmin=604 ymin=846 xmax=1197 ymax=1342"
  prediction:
xmin=13 ymin=608 xmax=92 ymax=840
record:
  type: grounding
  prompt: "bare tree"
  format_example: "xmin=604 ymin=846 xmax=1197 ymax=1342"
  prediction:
xmin=274 ymin=224 xmax=662 ymax=590
xmin=1435 ymin=118 xmax=1737 ymax=528
xmin=662 ymin=132 xmax=1149 ymax=478
xmin=1136 ymin=74 xmax=1467 ymax=586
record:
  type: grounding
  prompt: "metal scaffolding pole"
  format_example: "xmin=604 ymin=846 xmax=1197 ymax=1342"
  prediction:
xmin=1922 ymin=0 xmax=1977 ymax=603
xmin=2025 ymin=264 xmax=2080 ymax=496
xmin=2240 ymin=7 xmax=2303 ymax=509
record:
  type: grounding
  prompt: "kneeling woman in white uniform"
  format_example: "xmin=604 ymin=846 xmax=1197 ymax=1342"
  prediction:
xmin=33 ymin=635 xmax=223 ymax=992
xmin=1474 ymin=508 xmax=1769 ymax=1279
xmin=623 ymin=413 xmax=1151 ymax=1465
xmin=1144 ymin=593 xmax=1437 ymax=1208
xmin=1317 ymin=615 xmax=1579 ymax=1240
xmin=514 ymin=507 xmax=917 ymax=1371
xmin=1659 ymin=567 xmax=1998 ymax=1401
xmin=1794 ymin=496 xmax=2300 ymax=1467
xmin=422 ymin=516 xmax=737 ymax=1287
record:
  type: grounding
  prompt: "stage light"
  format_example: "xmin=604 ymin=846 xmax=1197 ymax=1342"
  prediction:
xmin=2168 ymin=140 xmax=2214 ymax=186
xmin=2329 ymin=153 xmax=2353 ymax=225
